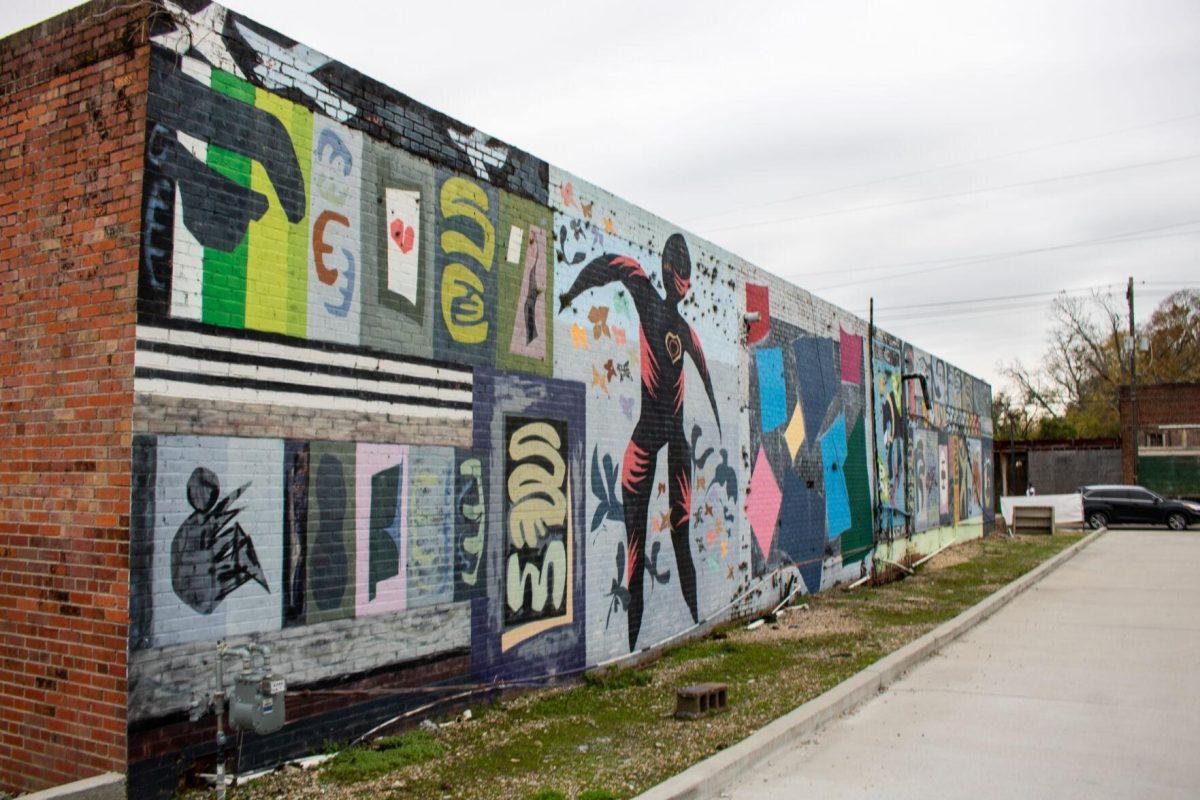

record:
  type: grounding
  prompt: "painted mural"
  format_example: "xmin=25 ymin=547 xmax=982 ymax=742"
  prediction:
xmin=127 ymin=2 xmax=995 ymax=792
xmin=873 ymin=338 xmax=907 ymax=535
xmin=558 ymin=234 xmax=721 ymax=651
xmin=469 ymin=370 xmax=587 ymax=678
xmin=903 ymin=343 xmax=995 ymax=532
xmin=745 ymin=308 xmax=873 ymax=594
xmin=546 ymin=174 xmax=743 ymax=662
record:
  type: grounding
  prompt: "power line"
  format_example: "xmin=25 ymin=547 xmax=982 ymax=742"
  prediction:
xmin=875 ymin=284 xmax=1182 ymax=328
xmin=816 ymin=226 xmax=1200 ymax=292
xmin=701 ymin=152 xmax=1200 ymax=235
xmin=883 ymin=283 xmax=1181 ymax=323
xmin=793 ymin=220 xmax=1200 ymax=281
xmin=680 ymin=110 xmax=1200 ymax=225
xmin=821 ymin=229 xmax=1199 ymax=292
xmin=885 ymin=294 xmax=1098 ymax=320
xmin=860 ymin=282 xmax=1127 ymax=316
xmin=876 ymin=299 xmax=1086 ymax=326
xmin=864 ymin=286 xmax=1104 ymax=314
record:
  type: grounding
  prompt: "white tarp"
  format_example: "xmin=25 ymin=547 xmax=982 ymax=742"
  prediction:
xmin=1001 ymin=493 xmax=1084 ymax=526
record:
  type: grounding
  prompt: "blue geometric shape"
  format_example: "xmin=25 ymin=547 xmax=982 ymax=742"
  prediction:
xmin=793 ymin=335 xmax=837 ymax=442
xmin=756 ymin=348 xmax=787 ymax=432
xmin=778 ymin=468 xmax=825 ymax=592
xmin=820 ymin=413 xmax=851 ymax=539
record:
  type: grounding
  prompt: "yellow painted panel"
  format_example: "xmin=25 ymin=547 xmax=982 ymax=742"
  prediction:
xmin=245 ymin=89 xmax=312 ymax=334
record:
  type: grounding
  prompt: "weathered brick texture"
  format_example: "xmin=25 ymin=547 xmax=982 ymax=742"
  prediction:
xmin=0 ymin=1 xmax=152 ymax=793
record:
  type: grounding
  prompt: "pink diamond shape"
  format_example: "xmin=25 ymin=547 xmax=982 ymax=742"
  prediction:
xmin=747 ymin=446 xmax=782 ymax=557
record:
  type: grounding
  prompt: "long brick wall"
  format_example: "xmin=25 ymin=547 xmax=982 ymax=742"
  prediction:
xmin=0 ymin=1 xmax=151 ymax=792
xmin=2 ymin=2 xmax=995 ymax=796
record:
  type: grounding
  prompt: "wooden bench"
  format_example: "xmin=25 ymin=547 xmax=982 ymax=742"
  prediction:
xmin=1011 ymin=505 xmax=1055 ymax=535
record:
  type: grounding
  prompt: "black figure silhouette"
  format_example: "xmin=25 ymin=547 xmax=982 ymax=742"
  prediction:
xmin=171 ymin=467 xmax=268 ymax=614
xmin=368 ymin=463 xmax=403 ymax=601
xmin=283 ymin=446 xmax=310 ymax=622
xmin=559 ymin=233 xmax=720 ymax=650
xmin=312 ymin=454 xmax=350 ymax=611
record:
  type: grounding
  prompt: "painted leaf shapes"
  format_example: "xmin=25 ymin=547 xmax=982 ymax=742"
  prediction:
xmin=589 ymin=446 xmax=624 ymax=532
xmin=690 ymin=424 xmax=715 ymax=472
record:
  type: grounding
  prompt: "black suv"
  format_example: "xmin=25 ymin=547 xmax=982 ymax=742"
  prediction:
xmin=1080 ymin=485 xmax=1200 ymax=530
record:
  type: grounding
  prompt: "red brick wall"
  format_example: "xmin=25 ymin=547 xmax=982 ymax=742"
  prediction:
xmin=0 ymin=2 xmax=150 ymax=792
xmin=1118 ymin=382 xmax=1200 ymax=482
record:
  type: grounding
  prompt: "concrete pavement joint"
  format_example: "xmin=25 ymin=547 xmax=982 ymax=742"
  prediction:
xmin=634 ymin=528 xmax=1108 ymax=800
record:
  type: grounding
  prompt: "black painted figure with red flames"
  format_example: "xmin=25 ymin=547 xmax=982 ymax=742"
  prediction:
xmin=559 ymin=233 xmax=720 ymax=650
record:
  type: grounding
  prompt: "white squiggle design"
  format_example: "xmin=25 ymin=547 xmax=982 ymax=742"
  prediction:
xmin=234 ymin=20 xmax=358 ymax=122
xmin=153 ymin=1 xmax=244 ymax=78
xmin=448 ymin=129 xmax=510 ymax=181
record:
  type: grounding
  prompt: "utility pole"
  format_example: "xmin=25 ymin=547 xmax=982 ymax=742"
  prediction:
xmin=1007 ymin=408 xmax=1014 ymax=497
xmin=1127 ymin=276 xmax=1139 ymax=485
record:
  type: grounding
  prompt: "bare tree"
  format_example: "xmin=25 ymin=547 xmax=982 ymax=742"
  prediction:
xmin=1002 ymin=291 xmax=1129 ymax=437
xmin=1144 ymin=290 xmax=1200 ymax=382
xmin=1001 ymin=288 xmax=1200 ymax=439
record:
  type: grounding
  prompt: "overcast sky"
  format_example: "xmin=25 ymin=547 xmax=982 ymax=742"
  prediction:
xmin=5 ymin=0 xmax=1198 ymax=393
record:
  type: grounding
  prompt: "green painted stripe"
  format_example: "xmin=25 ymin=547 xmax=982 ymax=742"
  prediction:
xmin=201 ymin=68 xmax=256 ymax=329
xmin=842 ymin=413 xmax=874 ymax=565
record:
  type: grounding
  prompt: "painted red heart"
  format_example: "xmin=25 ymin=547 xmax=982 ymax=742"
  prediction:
xmin=389 ymin=218 xmax=415 ymax=254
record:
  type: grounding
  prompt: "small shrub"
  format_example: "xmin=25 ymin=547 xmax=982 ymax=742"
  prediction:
xmin=319 ymin=730 xmax=444 ymax=784
xmin=525 ymin=790 xmax=567 ymax=800
xmin=580 ymin=790 xmax=621 ymax=800
xmin=374 ymin=730 xmax=443 ymax=755
xmin=583 ymin=667 xmax=651 ymax=690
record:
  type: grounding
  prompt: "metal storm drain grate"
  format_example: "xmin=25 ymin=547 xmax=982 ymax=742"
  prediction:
xmin=674 ymin=682 xmax=729 ymax=719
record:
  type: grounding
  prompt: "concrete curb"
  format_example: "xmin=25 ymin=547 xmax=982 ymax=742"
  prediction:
xmin=635 ymin=528 xmax=1107 ymax=800
xmin=15 ymin=772 xmax=124 ymax=800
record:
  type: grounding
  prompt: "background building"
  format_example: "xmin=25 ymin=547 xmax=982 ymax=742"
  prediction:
xmin=994 ymin=437 xmax=1122 ymax=497
xmin=1121 ymin=382 xmax=1200 ymax=499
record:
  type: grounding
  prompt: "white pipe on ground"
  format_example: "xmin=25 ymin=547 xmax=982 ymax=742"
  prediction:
xmin=911 ymin=540 xmax=956 ymax=569
xmin=875 ymin=557 xmax=914 ymax=575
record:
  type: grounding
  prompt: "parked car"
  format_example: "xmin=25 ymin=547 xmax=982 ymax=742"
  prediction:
xmin=1079 ymin=484 xmax=1200 ymax=530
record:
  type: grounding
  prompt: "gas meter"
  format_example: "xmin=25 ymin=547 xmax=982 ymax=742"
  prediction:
xmin=228 ymin=657 xmax=287 ymax=735
xmin=197 ymin=641 xmax=288 ymax=799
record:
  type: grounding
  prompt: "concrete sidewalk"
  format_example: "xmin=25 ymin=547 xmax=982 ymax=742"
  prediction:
xmin=727 ymin=530 xmax=1200 ymax=800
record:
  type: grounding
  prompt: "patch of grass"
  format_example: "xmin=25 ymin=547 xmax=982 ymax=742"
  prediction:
xmin=319 ymin=730 xmax=444 ymax=784
xmin=675 ymin=640 xmax=791 ymax=685
xmin=525 ymin=790 xmax=566 ymax=800
xmin=579 ymin=791 xmax=621 ymax=800
xmin=853 ymin=601 xmax=956 ymax=627
xmin=583 ymin=666 xmax=652 ymax=690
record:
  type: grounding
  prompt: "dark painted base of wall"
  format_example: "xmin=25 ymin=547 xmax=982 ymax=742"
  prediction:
xmin=128 ymin=651 xmax=472 ymax=800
